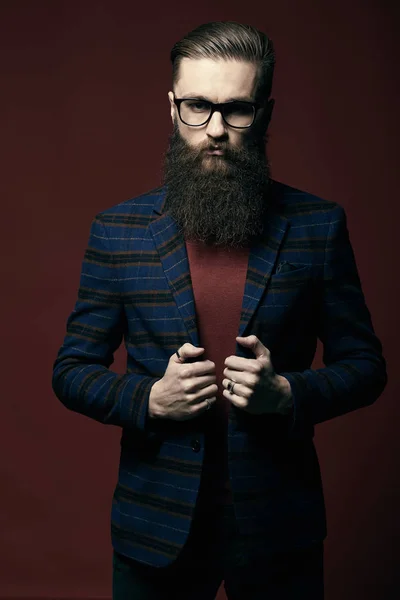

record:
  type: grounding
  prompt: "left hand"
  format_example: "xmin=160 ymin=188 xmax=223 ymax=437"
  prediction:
xmin=222 ymin=335 xmax=293 ymax=415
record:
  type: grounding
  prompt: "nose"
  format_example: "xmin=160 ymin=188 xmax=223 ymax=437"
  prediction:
xmin=205 ymin=109 xmax=227 ymax=139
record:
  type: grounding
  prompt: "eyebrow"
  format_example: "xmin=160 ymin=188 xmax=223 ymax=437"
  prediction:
xmin=179 ymin=94 xmax=254 ymax=103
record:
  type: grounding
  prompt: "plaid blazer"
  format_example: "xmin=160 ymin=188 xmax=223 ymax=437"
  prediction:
xmin=52 ymin=180 xmax=387 ymax=567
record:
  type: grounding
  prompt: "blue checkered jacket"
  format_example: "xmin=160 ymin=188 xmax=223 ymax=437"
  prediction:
xmin=52 ymin=180 xmax=387 ymax=567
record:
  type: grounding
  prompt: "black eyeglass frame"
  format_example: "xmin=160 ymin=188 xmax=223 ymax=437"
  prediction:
xmin=173 ymin=96 xmax=263 ymax=129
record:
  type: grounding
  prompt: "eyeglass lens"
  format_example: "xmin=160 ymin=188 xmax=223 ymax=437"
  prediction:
xmin=180 ymin=100 xmax=254 ymax=127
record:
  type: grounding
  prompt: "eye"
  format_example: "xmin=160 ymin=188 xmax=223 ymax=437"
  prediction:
xmin=186 ymin=101 xmax=209 ymax=112
xmin=225 ymin=102 xmax=253 ymax=117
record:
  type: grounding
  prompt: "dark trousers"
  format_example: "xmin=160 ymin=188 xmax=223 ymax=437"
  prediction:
xmin=112 ymin=503 xmax=324 ymax=600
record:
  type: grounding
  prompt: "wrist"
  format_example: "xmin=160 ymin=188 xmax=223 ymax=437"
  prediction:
xmin=148 ymin=379 xmax=164 ymax=419
xmin=274 ymin=375 xmax=293 ymax=415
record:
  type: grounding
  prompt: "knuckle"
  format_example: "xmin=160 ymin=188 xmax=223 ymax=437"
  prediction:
xmin=151 ymin=404 xmax=164 ymax=419
xmin=181 ymin=366 xmax=192 ymax=378
xmin=247 ymin=374 xmax=257 ymax=387
xmin=182 ymin=379 xmax=191 ymax=392
xmin=250 ymin=375 xmax=260 ymax=386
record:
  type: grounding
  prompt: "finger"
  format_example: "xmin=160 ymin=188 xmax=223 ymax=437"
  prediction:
xmin=222 ymin=378 xmax=251 ymax=399
xmin=223 ymin=369 xmax=258 ymax=388
xmin=222 ymin=388 xmax=247 ymax=409
xmin=236 ymin=335 xmax=270 ymax=360
xmin=173 ymin=345 xmax=204 ymax=363
xmin=190 ymin=360 xmax=216 ymax=376
xmin=193 ymin=396 xmax=217 ymax=414
xmin=224 ymin=355 xmax=263 ymax=372
xmin=179 ymin=361 xmax=216 ymax=380
xmin=187 ymin=384 xmax=219 ymax=405
xmin=184 ymin=375 xmax=217 ymax=393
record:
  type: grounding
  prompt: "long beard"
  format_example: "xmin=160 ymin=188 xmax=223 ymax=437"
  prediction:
xmin=162 ymin=123 xmax=271 ymax=248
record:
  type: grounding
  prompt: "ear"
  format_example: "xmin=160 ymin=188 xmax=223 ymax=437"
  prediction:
xmin=256 ymin=97 xmax=274 ymax=138
xmin=264 ymin=98 xmax=275 ymax=127
xmin=168 ymin=91 xmax=175 ymax=124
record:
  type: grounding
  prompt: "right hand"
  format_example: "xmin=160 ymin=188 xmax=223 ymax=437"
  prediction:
xmin=148 ymin=344 xmax=218 ymax=421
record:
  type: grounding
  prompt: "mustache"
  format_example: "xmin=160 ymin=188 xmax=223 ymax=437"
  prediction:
xmin=186 ymin=141 xmax=228 ymax=157
xmin=172 ymin=138 xmax=259 ymax=165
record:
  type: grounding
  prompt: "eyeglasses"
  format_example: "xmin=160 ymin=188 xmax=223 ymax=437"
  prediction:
xmin=173 ymin=97 xmax=261 ymax=129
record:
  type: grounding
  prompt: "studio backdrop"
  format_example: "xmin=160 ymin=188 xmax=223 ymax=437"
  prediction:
xmin=1 ymin=1 xmax=398 ymax=599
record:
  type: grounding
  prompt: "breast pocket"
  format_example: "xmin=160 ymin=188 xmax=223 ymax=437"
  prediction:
xmin=268 ymin=265 xmax=315 ymax=307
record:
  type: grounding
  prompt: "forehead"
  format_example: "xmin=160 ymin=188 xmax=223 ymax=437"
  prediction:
xmin=175 ymin=58 xmax=259 ymax=101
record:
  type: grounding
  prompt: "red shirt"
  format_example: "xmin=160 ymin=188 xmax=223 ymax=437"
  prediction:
xmin=186 ymin=240 xmax=250 ymax=506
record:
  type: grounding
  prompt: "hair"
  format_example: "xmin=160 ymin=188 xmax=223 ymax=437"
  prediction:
xmin=170 ymin=21 xmax=275 ymax=104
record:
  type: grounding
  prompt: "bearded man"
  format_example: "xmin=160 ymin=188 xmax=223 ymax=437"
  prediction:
xmin=52 ymin=21 xmax=387 ymax=600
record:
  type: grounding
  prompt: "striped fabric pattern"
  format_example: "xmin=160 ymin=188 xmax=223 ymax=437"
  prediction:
xmin=52 ymin=180 xmax=387 ymax=567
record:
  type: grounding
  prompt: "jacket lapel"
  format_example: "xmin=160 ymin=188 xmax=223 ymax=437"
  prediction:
xmin=237 ymin=212 xmax=289 ymax=342
xmin=149 ymin=210 xmax=199 ymax=347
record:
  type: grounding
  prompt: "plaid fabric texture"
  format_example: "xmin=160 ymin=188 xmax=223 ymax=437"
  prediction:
xmin=52 ymin=180 xmax=387 ymax=567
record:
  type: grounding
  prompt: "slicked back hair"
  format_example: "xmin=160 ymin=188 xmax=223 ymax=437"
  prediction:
xmin=170 ymin=21 xmax=275 ymax=104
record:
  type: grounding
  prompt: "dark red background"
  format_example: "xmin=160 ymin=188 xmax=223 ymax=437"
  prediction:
xmin=1 ymin=1 xmax=398 ymax=598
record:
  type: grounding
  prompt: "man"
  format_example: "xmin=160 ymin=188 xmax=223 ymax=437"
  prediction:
xmin=52 ymin=21 xmax=387 ymax=600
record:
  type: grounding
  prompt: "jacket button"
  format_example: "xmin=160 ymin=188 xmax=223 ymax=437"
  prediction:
xmin=191 ymin=439 xmax=201 ymax=453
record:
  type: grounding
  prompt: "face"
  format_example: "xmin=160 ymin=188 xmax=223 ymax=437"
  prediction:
xmin=163 ymin=57 xmax=274 ymax=248
xmin=168 ymin=58 xmax=271 ymax=163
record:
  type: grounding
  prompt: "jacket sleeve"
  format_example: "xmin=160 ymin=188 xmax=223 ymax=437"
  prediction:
xmin=52 ymin=215 xmax=161 ymax=432
xmin=280 ymin=204 xmax=387 ymax=437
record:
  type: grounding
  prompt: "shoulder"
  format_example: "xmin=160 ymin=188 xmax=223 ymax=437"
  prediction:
xmin=94 ymin=185 xmax=165 ymax=222
xmin=272 ymin=180 xmax=345 ymax=224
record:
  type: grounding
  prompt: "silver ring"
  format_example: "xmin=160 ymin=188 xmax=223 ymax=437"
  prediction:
xmin=205 ymin=398 xmax=211 ymax=410
xmin=227 ymin=381 xmax=236 ymax=394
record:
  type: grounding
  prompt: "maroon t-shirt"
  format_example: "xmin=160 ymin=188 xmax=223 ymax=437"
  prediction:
xmin=186 ymin=239 xmax=250 ymax=506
